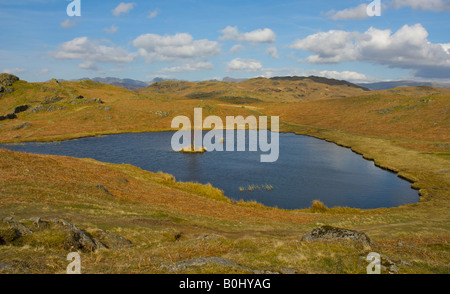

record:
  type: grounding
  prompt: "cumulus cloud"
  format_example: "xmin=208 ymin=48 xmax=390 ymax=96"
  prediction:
xmin=2 ymin=68 xmax=27 ymax=75
xmin=327 ymin=3 xmax=370 ymax=20
xmin=133 ymin=33 xmax=220 ymax=63
xmin=104 ymin=25 xmax=118 ymax=34
xmin=220 ymin=26 xmax=276 ymax=43
xmin=160 ymin=61 xmax=214 ymax=73
xmin=112 ymin=2 xmax=135 ymax=16
xmin=290 ymin=24 xmax=450 ymax=78
xmin=52 ymin=37 xmax=137 ymax=70
xmin=230 ymin=44 xmax=244 ymax=54
xmin=313 ymin=70 xmax=368 ymax=82
xmin=266 ymin=47 xmax=279 ymax=59
xmin=60 ymin=19 xmax=76 ymax=29
xmin=226 ymin=58 xmax=263 ymax=72
xmin=392 ymin=0 xmax=450 ymax=11
xmin=148 ymin=10 xmax=159 ymax=19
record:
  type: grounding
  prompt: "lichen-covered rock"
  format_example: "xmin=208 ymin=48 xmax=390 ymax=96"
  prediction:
xmin=301 ymin=225 xmax=372 ymax=246
xmin=0 ymin=216 xmax=131 ymax=252
xmin=0 ymin=73 xmax=20 ymax=87
xmin=85 ymin=228 xmax=132 ymax=249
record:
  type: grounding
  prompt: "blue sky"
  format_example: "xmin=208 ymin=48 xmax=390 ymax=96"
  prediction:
xmin=1 ymin=0 xmax=449 ymax=82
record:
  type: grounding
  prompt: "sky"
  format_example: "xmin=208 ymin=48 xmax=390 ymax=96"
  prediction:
xmin=0 ymin=0 xmax=449 ymax=83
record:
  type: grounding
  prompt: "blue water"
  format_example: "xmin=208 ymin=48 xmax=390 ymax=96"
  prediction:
xmin=0 ymin=131 xmax=419 ymax=209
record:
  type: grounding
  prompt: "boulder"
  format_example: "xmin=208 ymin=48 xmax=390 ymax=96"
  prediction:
xmin=0 ymin=73 xmax=20 ymax=87
xmin=48 ymin=218 xmax=101 ymax=252
xmin=2 ymin=217 xmax=33 ymax=237
xmin=11 ymin=122 xmax=32 ymax=131
xmin=85 ymin=228 xmax=132 ymax=249
xmin=0 ymin=216 xmax=132 ymax=252
xmin=13 ymin=105 xmax=30 ymax=114
xmin=0 ymin=217 xmax=33 ymax=244
xmin=5 ymin=113 xmax=17 ymax=120
xmin=301 ymin=225 xmax=372 ymax=246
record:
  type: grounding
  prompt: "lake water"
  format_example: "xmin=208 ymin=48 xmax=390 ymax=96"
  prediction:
xmin=0 ymin=131 xmax=419 ymax=209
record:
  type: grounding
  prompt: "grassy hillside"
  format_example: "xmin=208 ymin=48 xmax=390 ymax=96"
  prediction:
xmin=0 ymin=74 xmax=449 ymax=274
xmin=1 ymin=149 xmax=448 ymax=274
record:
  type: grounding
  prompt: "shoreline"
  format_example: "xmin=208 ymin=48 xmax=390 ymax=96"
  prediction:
xmin=0 ymin=124 xmax=429 ymax=211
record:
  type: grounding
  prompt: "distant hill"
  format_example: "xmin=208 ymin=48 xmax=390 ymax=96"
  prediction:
xmin=75 ymin=77 xmax=149 ymax=91
xmin=358 ymin=80 xmax=450 ymax=90
xmin=139 ymin=76 xmax=372 ymax=103
xmin=66 ymin=77 xmax=180 ymax=91
xmin=271 ymin=76 xmax=370 ymax=91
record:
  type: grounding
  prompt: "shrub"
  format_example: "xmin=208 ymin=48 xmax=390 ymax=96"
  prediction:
xmin=310 ymin=200 xmax=329 ymax=213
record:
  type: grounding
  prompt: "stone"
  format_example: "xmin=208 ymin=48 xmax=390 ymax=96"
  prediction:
xmin=85 ymin=228 xmax=132 ymax=249
xmin=10 ymin=122 xmax=32 ymax=131
xmin=13 ymin=105 xmax=30 ymax=114
xmin=301 ymin=225 xmax=372 ymax=246
xmin=0 ymin=73 xmax=19 ymax=87
xmin=279 ymin=268 xmax=297 ymax=274
xmin=389 ymin=264 xmax=400 ymax=273
xmin=2 ymin=217 xmax=33 ymax=237
xmin=5 ymin=113 xmax=17 ymax=120
xmin=48 ymin=218 xmax=101 ymax=252
xmin=0 ymin=261 xmax=15 ymax=272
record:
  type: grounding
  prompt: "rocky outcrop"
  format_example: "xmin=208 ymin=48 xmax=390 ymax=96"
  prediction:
xmin=0 ymin=105 xmax=29 ymax=122
xmin=301 ymin=225 xmax=372 ymax=246
xmin=13 ymin=105 xmax=30 ymax=114
xmin=162 ymin=257 xmax=280 ymax=274
xmin=10 ymin=122 xmax=32 ymax=130
xmin=0 ymin=217 xmax=131 ymax=252
xmin=0 ymin=113 xmax=17 ymax=121
xmin=0 ymin=73 xmax=19 ymax=87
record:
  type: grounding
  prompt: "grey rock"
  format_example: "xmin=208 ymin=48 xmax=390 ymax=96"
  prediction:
xmin=10 ymin=122 xmax=32 ymax=131
xmin=2 ymin=217 xmax=33 ymax=237
xmin=196 ymin=234 xmax=223 ymax=240
xmin=389 ymin=264 xmax=400 ymax=273
xmin=49 ymin=218 xmax=101 ymax=252
xmin=86 ymin=228 xmax=132 ymax=249
xmin=301 ymin=225 xmax=372 ymax=246
xmin=0 ymin=261 xmax=15 ymax=272
xmin=279 ymin=268 xmax=297 ymax=274
xmin=162 ymin=257 xmax=280 ymax=274
xmin=0 ymin=73 xmax=19 ymax=87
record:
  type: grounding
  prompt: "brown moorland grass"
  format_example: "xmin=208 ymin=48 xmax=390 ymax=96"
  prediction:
xmin=0 ymin=77 xmax=449 ymax=273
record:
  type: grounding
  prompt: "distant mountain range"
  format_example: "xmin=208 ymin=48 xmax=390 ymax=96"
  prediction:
xmin=59 ymin=76 xmax=450 ymax=91
xmin=357 ymin=80 xmax=450 ymax=90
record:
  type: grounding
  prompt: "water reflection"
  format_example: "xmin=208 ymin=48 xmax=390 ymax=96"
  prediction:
xmin=0 ymin=131 xmax=419 ymax=209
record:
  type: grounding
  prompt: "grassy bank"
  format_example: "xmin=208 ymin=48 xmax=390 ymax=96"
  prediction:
xmin=0 ymin=77 xmax=449 ymax=274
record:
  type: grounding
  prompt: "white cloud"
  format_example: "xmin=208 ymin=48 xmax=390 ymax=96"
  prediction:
xmin=230 ymin=44 xmax=244 ymax=54
xmin=266 ymin=47 xmax=279 ymax=59
xmin=392 ymin=0 xmax=450 ymax=11
xmin=60 ymin=19 xmax=76 ymax=28
xmin=104 ymin=25 xmax=118 ymax=34
xmin=327 ymin=4 xmax=369 ymax=20
xmin=78 ymin=60 xmax=99 ymax=71
xmin=315 ymin=70 xmax=368 ymax=82
xmin=133 ymin=33 xmax=220 ymax=63
xmin=160 ymin=62 xmax=214 ymax=73
xmin=2 ymin=68 xmax=27 ymax=75
xmin=290 ymin=24 xmax=450 ymax=78
xmin=226 ymin=58 xmax=263 ymax=72
xmin=148 ymin=10 xmax=159 ymax=19
xmin=52 ymin=37 xmax=137 ymax=70
xmin=112 ymin=2 xmax=135 ymax=16
xmin=220 ymin=26 xmax=276 ymax=43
